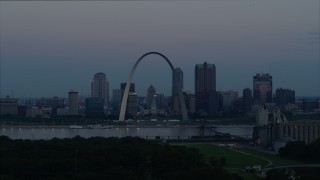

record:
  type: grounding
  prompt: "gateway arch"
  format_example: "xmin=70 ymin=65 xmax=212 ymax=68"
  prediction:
xmin=119 ymin=52 xmax=188 ymax=121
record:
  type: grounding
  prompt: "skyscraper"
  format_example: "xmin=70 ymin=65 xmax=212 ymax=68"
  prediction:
xmin=243 ymin=88 xmax=253 ymax=113
xmin=68 ymin=91 xmax=78 ymax=115
xmin=172 ymin=68 xmax=183 ymax=96
xmin=171 ymin=68 xmax=183 ymax=114
xmin=121 ymin=83 xmax=135 ymax=94
xmin=195 ymin=62 xmax=217 ymax=115
xmin=146 ymin=85 xmax=156 ymax=109
xmin=120 ymin=83 xmax=138 ymax=116
xmin=91 ymin=72 xmax=109 ymax=106
xmin=275 ymin=88 xmax=295 ymax=111
xmin=218 ymin=90 xmax=238 ymax=111
xmin=253 ymin=73 xmax=272 ymax=105
xmin=112 ymin=89 xmax=122 ymax=114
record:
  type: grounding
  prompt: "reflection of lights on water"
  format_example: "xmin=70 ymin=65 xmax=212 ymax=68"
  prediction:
xmin=116 ymin=128 xmax=119 ymax=131
xmin=11 ymin=128 xmax=13 ymax=131
xmin=52 ymin=128 xmax=54 ymax=132
xmin=126 ymin=128 xmax=129 ymax=131
xmin=19 ymin=128 xmax=22 ymax=132
xmin=3 ymin=128 xmax=5 ymax=131
xmin=137 ymin=128 xmax=140 ymax=136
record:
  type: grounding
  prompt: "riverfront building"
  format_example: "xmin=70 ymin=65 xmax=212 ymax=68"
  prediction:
xmin=0 ymin=96 xmax=18 ymax=116
xmin=253 ymin=106 xmax=320 ymax=151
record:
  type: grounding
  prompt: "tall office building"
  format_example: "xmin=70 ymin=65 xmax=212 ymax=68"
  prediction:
xmin=171 ymin=68 xmax=183 ymax=114
xmin=156 ymin=93 xmax=165 ymax=110
xmin=68 ymin=91 xmax=78 ymax=115
xmin=243 ymin=88 xmax=253 ymax=113
xmin=121 ymin=83 xmax=135 ymax=94
xmin=127 ymin=93 xmax=138 ymax=116
xmin=172 ymin=68 xmax=183 ymax=96
xmin=195 ymin=62 xmax=217 ymax=115
xmin=91 ymin=72 xmax=109 ymax=106
xmin=253 ymin=73 xmax=272 ymax=105
xmin=275 ymin=88 xmax=295 ymax=111
xmin=146 ymin=85 xmax=156 ymax=109
xmin=112 ymin=89 xmax=122 ymax=105
xmin=218 ymin=90 xmax=238 ymax=111
xmin=120 ymin=83 xmax=138 ymax=116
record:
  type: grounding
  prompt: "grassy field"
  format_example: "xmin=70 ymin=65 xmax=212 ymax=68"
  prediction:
xmin=237 ymin=148 xmax=300 ymax=166
xmin=184 ymin=144 xmax=302 ymax=180
xmin=185 ymin=144 xmax=301 ymax=167
xmin=185 ymin=144 xmax=269 ymax=167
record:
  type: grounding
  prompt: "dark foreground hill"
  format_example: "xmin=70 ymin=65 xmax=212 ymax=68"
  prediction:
xmin=0 ymin=136 xmax=242 ymax=180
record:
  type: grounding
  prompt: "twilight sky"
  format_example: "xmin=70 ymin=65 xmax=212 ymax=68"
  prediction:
xmin=0 ymin=0 xmax=319 ymax=98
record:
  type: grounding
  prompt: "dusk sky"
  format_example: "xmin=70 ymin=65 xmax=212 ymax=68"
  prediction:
xmin=0 ymin=0 xmax=319 ymax=98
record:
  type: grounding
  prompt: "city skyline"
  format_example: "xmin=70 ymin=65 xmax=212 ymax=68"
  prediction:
xmin=0 ymin=1 xmax=319 ymax=98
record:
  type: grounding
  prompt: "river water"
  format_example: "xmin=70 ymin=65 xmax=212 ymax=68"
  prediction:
xmin=0 ymin=126 xmax=253 ymax=140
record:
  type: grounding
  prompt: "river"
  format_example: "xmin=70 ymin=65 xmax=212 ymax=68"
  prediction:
xmin=0 ymin=125 xmax=253 ymax=140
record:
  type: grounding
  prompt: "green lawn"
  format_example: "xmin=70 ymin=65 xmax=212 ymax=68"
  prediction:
xmin=185 ymin=144 xmax=301 ymax=167
xmin=184 ymin=144 xmax=305 ymax=180
xmin=185 ymin=144 xmax=269 ymax=167
xmin=237 ymin=148 xmax=301 ymax=166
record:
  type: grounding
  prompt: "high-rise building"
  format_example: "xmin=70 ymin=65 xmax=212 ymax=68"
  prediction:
xmin=112 ymin=89 xmax=122 ymax=111
xmin=218 ymin=90 xmax=238 ymax=111
xmin=150 ymin=95 xmax=157 ymax=115
xmin=195 ymin=62 xmax=217 ymax=115
xmin=171 ymin=68 xmax=183 ymax=114
xmin=127 ymin=93 xmax=138 ymax=116
xmin=253 ymin=73 xmax=272 ymax=105
xmin=156 ymin=93 xmax=165 ymax=110
xmin=68 ymin=91 xmax=78 ymax=115
xmin=91 ymin=72 xmax=109 ymax=106
xmin=120 ymin=83 xmax=138 ymax=116
xmin=275 ymin=88 xmax=295 ymax=111
xmin=183 ymin=92 xmax=196 ymax=114
xmin=121 ymin=83 xmax=135 ymax=94
xmin=172 ymin=68 xmax=183 ymax=96
xmin=243 ymin=88 xmax=253 ymax=113
xmin=146 ymin=85 xmax=156 ymax=109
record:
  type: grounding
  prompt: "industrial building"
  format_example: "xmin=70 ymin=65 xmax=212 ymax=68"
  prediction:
xmin=253 ymin=106 xmax=320 ymax=151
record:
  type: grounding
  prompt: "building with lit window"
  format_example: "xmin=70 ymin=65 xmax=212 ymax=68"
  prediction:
xmin=253 ymin=73 xmax=272 ymax=105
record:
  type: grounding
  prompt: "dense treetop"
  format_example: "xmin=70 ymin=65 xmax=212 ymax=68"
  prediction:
xmin=0 ymin=136 xmax=241 ymax=180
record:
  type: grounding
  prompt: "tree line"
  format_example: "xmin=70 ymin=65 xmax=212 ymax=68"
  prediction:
xmin=0 ymin=136 xmax=242 ymax=180
xmin=279 ymin=138 xmax=320 ymax=162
